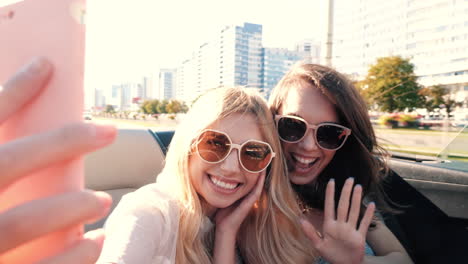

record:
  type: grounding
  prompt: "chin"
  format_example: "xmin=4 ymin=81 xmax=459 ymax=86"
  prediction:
xmin=207 ymin=198 xmax=235 ymax=209
xmin=289 ymin=172 xmax=318 ymax=185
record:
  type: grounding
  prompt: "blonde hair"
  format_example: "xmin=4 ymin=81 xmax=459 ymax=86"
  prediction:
xmin=160 ymin=87 xmax=316 ymax=263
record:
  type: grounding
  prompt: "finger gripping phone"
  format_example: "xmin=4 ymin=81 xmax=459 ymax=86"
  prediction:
xmin=0 ymin=0 xmax=86 ymax=262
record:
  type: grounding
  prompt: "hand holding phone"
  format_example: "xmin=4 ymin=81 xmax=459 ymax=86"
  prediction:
xmin=0 ymin=58 xmax=116 ymax=263
xmin=0 ymin=0 xmax=89 ymax=262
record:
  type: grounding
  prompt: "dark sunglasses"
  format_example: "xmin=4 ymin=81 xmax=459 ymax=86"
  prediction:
xmin=195 ymin=129 xmax=276 ymax=173
xmin=275 ymin=115 xmax=351 ymax=150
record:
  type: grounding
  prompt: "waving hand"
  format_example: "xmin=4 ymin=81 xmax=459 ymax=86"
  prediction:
xmin=301 ymin=178 xmax=375 ymax=264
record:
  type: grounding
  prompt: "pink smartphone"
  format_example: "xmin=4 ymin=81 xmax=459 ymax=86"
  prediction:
xmin=0 ymin=0 xmax=86 ymax=262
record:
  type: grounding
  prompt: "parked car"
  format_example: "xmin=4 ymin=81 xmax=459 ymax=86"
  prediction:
xmin=83 ymin=111 xmax=92 ymax=120
xmin=84 ymin=128 xmax=468 ymax=264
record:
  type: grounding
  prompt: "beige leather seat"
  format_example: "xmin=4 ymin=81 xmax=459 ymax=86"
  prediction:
xmin=84 ymin=129 xmax=166 ymax=231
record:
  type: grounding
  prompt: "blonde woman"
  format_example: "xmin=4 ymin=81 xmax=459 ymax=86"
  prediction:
xmin=98 ymin=87 xmax=316 ymax=264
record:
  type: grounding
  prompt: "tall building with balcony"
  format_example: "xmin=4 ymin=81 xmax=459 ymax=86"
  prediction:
xmin=94 ymin=88 xmax=105 ymax=109
xmin=176 ymin=57 xmax=197 ymax=103
xmin=217 ymin=22 xmax=263 ymax=88
xmin=295 ymin=39 xmax=321 ymax=64
xmin=197 ymin=42 xmax=219 ymax=93
xmin=173 ymin=23 xmax=324 ymax=102
xmin=261 ymin=48 xmax=309 ymax=98
xmin=158 ymin=69 xmax=177 ymax=100
xmin=139 ymin=76 xmax=153 ymax=100
xmin=175 ymin=23 xmax=263 ymax=102
xmin=333 ymin=0 xmax=468 ymax=104
xmin=104 ymin=78 xmax=154 ymax=111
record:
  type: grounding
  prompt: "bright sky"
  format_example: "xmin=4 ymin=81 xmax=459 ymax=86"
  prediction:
xmin=2 ymin=0 xmax=325 ymax=107
xmin=84 ymin=0 xmax=325 ymax=90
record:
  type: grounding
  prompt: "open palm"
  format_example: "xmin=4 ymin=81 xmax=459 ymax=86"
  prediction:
xmin=301 ymin=178 xmax=375 ymax=264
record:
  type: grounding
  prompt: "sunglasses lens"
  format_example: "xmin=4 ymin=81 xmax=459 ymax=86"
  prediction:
xmin=277 ymin=117 xmax=307 ymax=142
xmin=197 ymin=131 xmax=230 ymax=162
xmin=316 ymin=125 xmax=348 ymax=150
xmin=240 ymin=142 xmax=273 ymax=172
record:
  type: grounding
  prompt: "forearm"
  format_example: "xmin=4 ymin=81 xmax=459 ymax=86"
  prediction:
xmin=366 ymin=220 xmax=413 ymax=264
xmin=213 ymin=231 xmax=237 ymax=264
xmin=363 ymin=252 xmax=413 ymax=264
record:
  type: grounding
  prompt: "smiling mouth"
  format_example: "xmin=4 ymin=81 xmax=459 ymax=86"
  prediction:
xmin=292 ymin=154 xmax=318 ymax=169
xmin=208 ymin=174 xmax=241 ymax=191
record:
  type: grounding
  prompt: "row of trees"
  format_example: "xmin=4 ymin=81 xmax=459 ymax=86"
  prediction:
xmin=140 ymin=99 xmax=188 ymax=115
xmin=357 ymin=56 xmax=461 ymax=116
xmin=103 ymin=99 xmax=189 ymax=115
xmin=104 ymin=56 xmax=460 ymax=117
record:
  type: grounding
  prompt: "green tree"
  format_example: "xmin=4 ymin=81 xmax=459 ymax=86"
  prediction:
xmin=355 ymin=80 xmax=372 ymax=108
xmin=157 ymin=99 xmax=169 ymax=114
xmin=167 ymin=100 xmax=189 ymax=113
xmin=166 ymin=100 xmax=179 ymax=114
xmin=140 ymin=99 xmax=160 ymax=114
xmin=140 ymin=100 xmax=150 ymax=114
xmin=419 ymin=85 xmax=457 ymax=117
xmin=361 ymin=56 xmax=423 ymax=112
xmin=104 ymin=105 xmax=115 ymax=113
xmin=180 ymin=102 xmax=189 ymax=113
xmin=149 ymin=99 xmax=160 ymax=114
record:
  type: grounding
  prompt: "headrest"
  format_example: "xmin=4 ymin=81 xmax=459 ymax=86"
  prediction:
xmin=84 ymin=129 xmax=165 ymax=191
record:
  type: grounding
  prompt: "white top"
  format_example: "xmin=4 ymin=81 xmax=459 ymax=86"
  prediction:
xmin=97 ymin=183 xmax=214 ymax=264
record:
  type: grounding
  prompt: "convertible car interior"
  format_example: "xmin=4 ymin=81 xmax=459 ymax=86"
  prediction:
xmin=84 ymin=128 xmax=468 ymax=264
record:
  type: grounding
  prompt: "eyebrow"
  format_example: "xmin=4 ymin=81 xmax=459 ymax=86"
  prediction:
xmin=282 ymin=112 xmax=342 ymax=125
xmin=284 ymin=112 xmax=303 ymax=119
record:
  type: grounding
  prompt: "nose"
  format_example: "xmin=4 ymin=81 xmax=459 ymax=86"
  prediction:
xmin=220 ymin=148 xmax=241 ymax=174
xmin=299 ymin=129 xmax=319 ymax=151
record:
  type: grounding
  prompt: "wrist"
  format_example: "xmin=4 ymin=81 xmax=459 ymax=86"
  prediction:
xmin=216 ymin=229 xmax=236 ymax=240
xmin=216 ymin=224 xmax=239 ymax=235
xmin=328 ymin=256 xmax=363 ymax=264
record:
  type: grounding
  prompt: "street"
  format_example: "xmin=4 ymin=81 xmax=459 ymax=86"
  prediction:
xmin=90 ymin=117 xmax=468 ymax=159
xmin=375 ymin=127 xmax=468 ymax=158
xmin=88 ymin=117 xmax=179 ymax=131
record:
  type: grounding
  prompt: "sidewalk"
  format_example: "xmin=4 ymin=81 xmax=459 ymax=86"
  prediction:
xmin=92 ymin=116 xmax=179 ymax=129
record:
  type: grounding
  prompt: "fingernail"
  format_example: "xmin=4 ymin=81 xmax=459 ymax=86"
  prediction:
xmin=26 ymin=57 xmax=51 ymax=75
xmin=348 ymin=177 xmax=354 ymax=181
xmin=355 ymin=184 xmax=362 ymax=188
xmin=94 ymin=191 xmax=112 ymax=211
xmin=94 ymin=125 xmax=117 ymax=143
xmin=297 ymin=217 xmax=307 ymax=226
xmin=316 ymin=230 xmax=324 ymax=239
xmin=329 ymin=178 xmax=335 ymax=182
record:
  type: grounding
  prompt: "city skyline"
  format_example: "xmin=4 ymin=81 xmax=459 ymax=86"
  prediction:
xmin=86 ymin=0 xmax=467 ymax=113
xmin=84 ymin=0 xmax=325 ymax=108
xmin=96 ymin=23 xmax=318 ymax=111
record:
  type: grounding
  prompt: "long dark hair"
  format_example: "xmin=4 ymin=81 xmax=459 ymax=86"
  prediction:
xmin=269 ymin=63 xmax=390 ymax=216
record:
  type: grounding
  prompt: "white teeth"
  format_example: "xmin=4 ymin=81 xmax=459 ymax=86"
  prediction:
xmin=293 ymin=154 xmax=317 ymax=164
xmin=210 ymin=176 xmax=238 ymax=190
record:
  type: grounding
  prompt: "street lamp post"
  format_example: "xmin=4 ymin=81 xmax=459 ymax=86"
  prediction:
xmin=325 ymin=0 xmax=334 ymax=67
